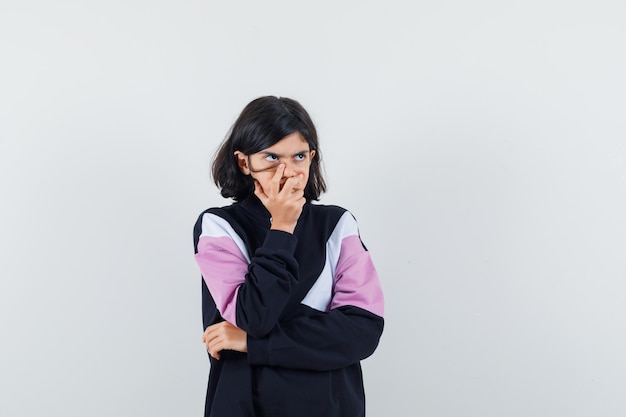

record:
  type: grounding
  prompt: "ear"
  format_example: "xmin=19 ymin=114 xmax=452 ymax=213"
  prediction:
xmin=310 ymin=150 xmax=316 ymax=160
xmin=234 ymin=151 xmax=251 ymax=175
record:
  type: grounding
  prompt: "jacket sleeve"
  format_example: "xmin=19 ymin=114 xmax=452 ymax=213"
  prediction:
xmin=247 ymin=304 xmax=383 ymax=371
xmin=247 ymin=211 xmax=385 ymax=371
xmin=194 ymin=212 xmax=300 ymax=338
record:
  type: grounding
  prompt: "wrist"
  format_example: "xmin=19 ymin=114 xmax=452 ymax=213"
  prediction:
xmin=270 ymin=222 xmax=296 ymax=234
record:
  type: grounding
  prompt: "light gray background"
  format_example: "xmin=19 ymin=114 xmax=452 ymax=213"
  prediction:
xmin=1 ymin=1 xmax=625 ymax=416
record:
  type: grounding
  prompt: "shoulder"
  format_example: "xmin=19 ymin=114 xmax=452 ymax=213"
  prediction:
xmin=193 ymin=204 xmax=239 ymax=246
xmin=193 ymin=204 xmax=234 ymax=228
xmin=304 ymin=203 xmax=362 ymax=237
xmin=304 ymin=203 xmax=347 ymax=228
xmin=307 ymin=203 xmax=362 ymax=222
xmin=306 ymin=202 xmax=348 ymax=218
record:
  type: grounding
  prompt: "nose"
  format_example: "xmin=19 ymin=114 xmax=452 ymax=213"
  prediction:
xmin=282 ymin=160 xmax=296 ymax=177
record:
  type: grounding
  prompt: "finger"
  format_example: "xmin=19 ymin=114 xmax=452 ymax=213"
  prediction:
xmin=281 ymin=176 xmax=306 ymax=197
xmin=293 ymin=196 xmax=306 ymax=212
xmin=291 ymin=174 xmax=306 ymax=193
xmin=279 ymin=174 xmax=299 ymax=195
xmin=203 ymin=324 xmax=217 ymax=339
xmin=202 ymin=326 xmax=213 ymax=343
xmin=203 ymin=328 xmax=221 ymax=348
xmin=208 ymin=344 xmax=221 ymax=360
xmin=268 ymin=164 xmax=285 ymax=195
xmin=208 ymin=339 xmax=224 ymax=360
xmin=205 ymin=323 xmax=224 ymax=339
xmin=292 ymin=173 xmax=305 ymax=190
xmin=206 ymin=337 xmax=219 ymax=356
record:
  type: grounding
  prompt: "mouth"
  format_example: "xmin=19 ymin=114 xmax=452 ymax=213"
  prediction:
xmin=279 ymin=182 xmax=303 ymax=192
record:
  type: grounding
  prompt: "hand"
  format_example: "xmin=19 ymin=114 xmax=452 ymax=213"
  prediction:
xmin=202 ymin=321 xmax=247 ymax=360
xmin=254 ymin=164 xmax=305 ymax=234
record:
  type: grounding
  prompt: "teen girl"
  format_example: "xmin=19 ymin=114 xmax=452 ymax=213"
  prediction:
xmin=193 ymin=96 xmax=384 ymax=417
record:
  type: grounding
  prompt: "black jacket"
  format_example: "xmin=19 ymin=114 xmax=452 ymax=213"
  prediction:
xmin=193 ymin=198 xmax=384 ymax=417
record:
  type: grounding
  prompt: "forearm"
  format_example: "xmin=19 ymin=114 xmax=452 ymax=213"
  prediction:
xmin=247 ymin=304 xmax=384 ymax=371
xmin=196 ymin=213 xmax=301 ymax=337
xmin=234 ymin=230 xmax=301 ymax=337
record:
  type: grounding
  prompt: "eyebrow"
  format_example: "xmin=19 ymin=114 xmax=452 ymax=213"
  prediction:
xmin=259 ymin=150 xmax=310 ymax=157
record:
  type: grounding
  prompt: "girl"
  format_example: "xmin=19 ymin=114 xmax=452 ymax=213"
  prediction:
xmin=193 ymin=96 xmax=384 ymax=417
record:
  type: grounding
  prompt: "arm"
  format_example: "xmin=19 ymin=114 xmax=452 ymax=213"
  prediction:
xmin=194 ymin=213 xmax=300 ymax=338
xmin=247 ymin=304 xmax=383 ymax=371
xmin=247 ymin=212 xmax=385 ymax=371
xmin=202 ymin=320 xmax=247 ymax=360
xmin=195 ymin=166 xmax=307 ymax=338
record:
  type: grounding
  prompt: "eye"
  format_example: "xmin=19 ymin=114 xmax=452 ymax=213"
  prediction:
xmin=264 ymin=154 xmax=279 ymax=162
xmin=294 ymin=153 xmax=306 ymax=161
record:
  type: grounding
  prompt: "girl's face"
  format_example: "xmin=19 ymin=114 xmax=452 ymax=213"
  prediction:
xmin=235 ymin=132 xmax=316 ymax=194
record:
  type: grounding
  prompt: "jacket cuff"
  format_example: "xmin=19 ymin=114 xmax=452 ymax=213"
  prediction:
xmin=247 ymin=335 xmax=271 ymax=366
xmin=262 ymin=229 xmax=298 ymax=253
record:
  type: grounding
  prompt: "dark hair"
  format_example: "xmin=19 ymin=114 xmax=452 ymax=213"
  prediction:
xmin=212 ymin=96 xmax=326 ymax=202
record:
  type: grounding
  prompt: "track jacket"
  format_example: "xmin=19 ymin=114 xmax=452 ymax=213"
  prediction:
xmin=193 ymin=198 xmax=384 ymax=417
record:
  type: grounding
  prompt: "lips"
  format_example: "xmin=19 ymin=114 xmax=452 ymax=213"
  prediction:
xmin=278 ymin=182 xmax=303 ymax=192
xmin=278 ymin=175 xmax=304 ymax=191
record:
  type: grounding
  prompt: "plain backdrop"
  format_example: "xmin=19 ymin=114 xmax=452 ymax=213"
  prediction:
xmin=1 ymin=1 xmax=625 ymax=416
